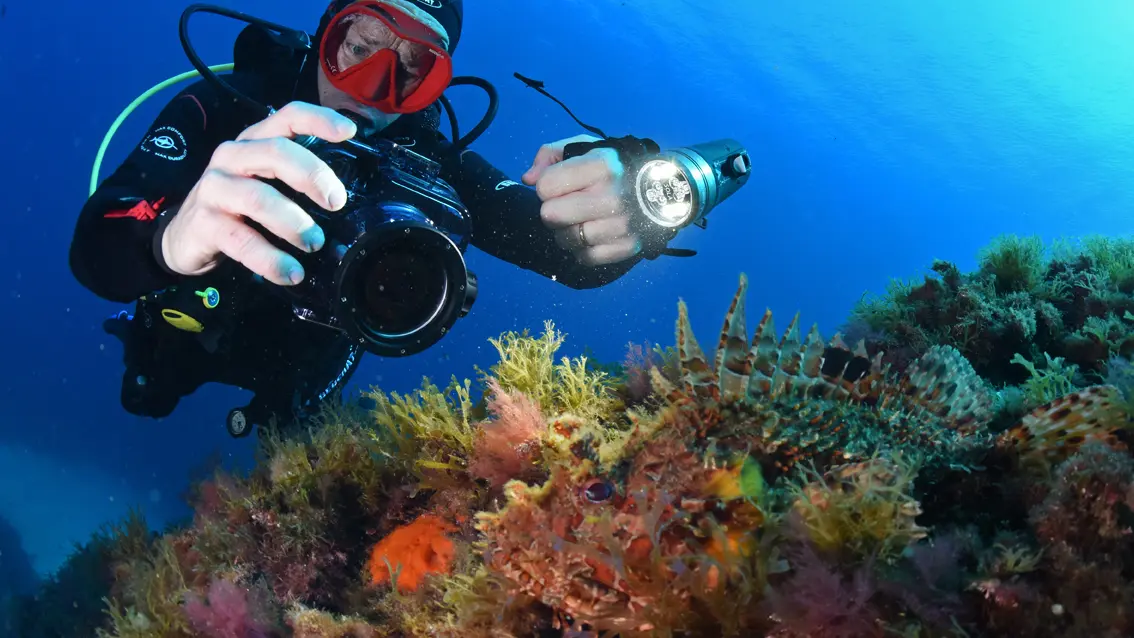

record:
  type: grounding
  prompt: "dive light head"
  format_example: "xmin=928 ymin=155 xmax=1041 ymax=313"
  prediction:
xmin=633 ymin=138 xmax=751 ymax=230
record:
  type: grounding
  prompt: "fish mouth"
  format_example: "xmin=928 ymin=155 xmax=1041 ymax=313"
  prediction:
xmin=510 ymin=552 xmax=636 ymax=612
xmin=553 ymin=574 xmax=650 ymax=632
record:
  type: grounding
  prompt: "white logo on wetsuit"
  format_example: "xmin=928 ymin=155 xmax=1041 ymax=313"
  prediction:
xmin=317 ymin=345 xmax=359 ymax=402
xmin=495 ymin=180 xmax=521 ymax=190
xmin=413 ymin=0 xmax=443 ymax=7
xmin=140 ymin=126 xmax=188 ymax=161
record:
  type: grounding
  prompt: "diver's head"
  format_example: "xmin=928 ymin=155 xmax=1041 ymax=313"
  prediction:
xmin=315 ymin=0 xmax=463 ymax=132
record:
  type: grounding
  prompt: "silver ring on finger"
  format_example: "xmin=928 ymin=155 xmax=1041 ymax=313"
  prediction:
xmin=577 ymin=222 xmax=589 ymax=248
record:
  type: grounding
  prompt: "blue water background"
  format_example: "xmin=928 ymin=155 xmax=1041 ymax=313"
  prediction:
xmin=0 ymin=0 xmax=1131 ymax=582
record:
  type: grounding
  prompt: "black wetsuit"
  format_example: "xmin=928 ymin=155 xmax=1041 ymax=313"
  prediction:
xmin=69 ymin=27 xmax=640 ymax=436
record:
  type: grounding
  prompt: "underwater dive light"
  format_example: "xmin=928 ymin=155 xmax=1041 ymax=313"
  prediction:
xmin=513 ymin=72 xmax=751 ymax=255
xmin=634 ymin=139 xmax=752 ymax=230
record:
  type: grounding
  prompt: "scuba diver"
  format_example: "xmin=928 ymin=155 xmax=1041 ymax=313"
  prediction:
xmin=70 ymin=0 xmax=752 ymax=439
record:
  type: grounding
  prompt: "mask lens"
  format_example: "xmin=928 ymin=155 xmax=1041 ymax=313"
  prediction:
xmin=320 ymin=3 xmax=452 ymax=113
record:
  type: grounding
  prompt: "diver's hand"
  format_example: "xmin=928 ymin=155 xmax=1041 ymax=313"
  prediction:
xmin=160 ymin=102 xmax=358 ymax=285
xmin=522 ymin=134 xmax=641 ymax=266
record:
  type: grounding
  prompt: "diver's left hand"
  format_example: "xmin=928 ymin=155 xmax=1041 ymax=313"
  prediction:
xmin=522 ymin=134 xmax=641 ymax=266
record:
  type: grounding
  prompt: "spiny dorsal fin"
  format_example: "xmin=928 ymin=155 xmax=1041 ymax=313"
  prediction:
xmin=882 ymin=345 xmax=992 ymax=432
xmin=749 ymin=309 xmax=778 ymax=379
xmin=999 ymin=385 xmax=1131 ymax=464
xmin=801 ymin=324 xmax=826 ymax=379
xmin=777 ymin=312 xmax=804 ymax=377
xmin=649 ymin=365 xmax=688 ymax=407
xmin=676 ymin=300 xmax=717 ymax=401
xmin=716 ymin=274 xmax=751 ymax=401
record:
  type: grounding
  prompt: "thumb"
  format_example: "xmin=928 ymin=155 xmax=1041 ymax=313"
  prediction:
xmin=522 ymin=143 xmax=565 ymax=186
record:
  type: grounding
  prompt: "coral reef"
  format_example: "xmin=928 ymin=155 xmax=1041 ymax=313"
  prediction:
xmin=183 ymin=578 xmax=277 ymax=637
xmin=366 ymin=514 xmax=456 ymax=593
xmin=11 ymin=509 xmax=153 ymax=638
xmin=467 ymin=379 xmax=545 ymax=489
xmin=846 ymin=235 xmax=1134 ymax=396
xmin=15 ymin=241 xmax=1134 ymax=637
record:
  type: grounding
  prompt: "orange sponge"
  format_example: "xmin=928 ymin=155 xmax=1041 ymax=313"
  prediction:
xmin=367 ymin=514 xmax=456 ymax=592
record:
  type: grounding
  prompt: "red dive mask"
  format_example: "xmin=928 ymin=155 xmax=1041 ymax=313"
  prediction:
xmin=319 ymin=2 xmax=453 ymax=114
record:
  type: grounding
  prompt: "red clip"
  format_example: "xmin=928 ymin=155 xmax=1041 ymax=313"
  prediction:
xmin=105 ymin=196 xmax=166 ymax=222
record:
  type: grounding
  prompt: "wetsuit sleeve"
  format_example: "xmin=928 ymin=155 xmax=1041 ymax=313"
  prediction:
xmin=69 ymin=80 xmax=235 ymax=303
xmin=440 ymin=147 xmax=643 ymax=290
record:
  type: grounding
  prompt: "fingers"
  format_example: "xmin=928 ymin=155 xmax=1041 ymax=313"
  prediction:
xmin=209 ymin=212 xmax=305 ymax=286
xmin=541 ymin=191 xmax=624 ymax=229
xmin=212 ymin=137 xmax=346 ymax=213
xmin=237 ymin=102 xmax=357 ymax=144
xmin=553 ymin=216 xmax=632 ymax=252
xmin=522 ymin=134 xmax=602 ymax=185
xmin=329 ymin=241 xmax=349 ymax=262
xmin=575 ymin=236 xmax=641 ymax=266
xmin=202 ymin=103 xmax=358 ymax=285
xmin=522 ymin=144 xmax=563 ymax=186
xmin=197 ymin=170 xmax=323 ymax=255
xmin=164 ymin=102 xmax=364 ymax=285
xmin=551 ymin=215 xmax=641 ymax=265
xmin=231 ymin=103 xmax=355 ymax=213
xmin=535 ymin=148 xmax=622 ymax=201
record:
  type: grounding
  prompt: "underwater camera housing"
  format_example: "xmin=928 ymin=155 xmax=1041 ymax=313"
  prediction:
xmin=265 ymin=134 xmax=478 ymax=357
xmin=170 ymin=4 xmax=501 ymax=358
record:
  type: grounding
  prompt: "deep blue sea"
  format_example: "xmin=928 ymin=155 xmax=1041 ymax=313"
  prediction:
xmin=0 ymin=0 xmax=1131 ymax=599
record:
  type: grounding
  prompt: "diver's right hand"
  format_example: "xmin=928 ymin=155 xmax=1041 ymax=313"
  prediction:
xmin=159 ymin=102 xmax=358 ymax=285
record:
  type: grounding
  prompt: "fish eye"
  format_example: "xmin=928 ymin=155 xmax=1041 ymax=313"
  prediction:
xmin=582 ymin=478 xmax=614 ymax=503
